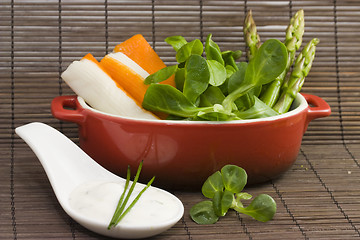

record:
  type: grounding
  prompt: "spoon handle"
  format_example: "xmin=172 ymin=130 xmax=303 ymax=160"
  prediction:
xmin=15 ymin=122 xmax=119 ymax=203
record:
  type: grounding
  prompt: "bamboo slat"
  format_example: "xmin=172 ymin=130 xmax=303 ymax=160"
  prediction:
xmin=1 ymin=0 xmax=360 ymax=239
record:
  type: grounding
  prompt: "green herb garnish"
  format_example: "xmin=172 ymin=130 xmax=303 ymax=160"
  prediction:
xmin=108 ymin=161 xmax=155 ymax=229
xmin=190 ymin=165 xmax=276 ymax=224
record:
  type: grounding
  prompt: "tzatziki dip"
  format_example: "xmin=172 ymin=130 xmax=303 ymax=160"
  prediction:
xmin=69 ymin=180 xmax=182 ymax=227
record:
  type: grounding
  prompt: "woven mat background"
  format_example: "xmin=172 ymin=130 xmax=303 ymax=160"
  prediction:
xmin=1 ymin=0 xmax=360 ymax=239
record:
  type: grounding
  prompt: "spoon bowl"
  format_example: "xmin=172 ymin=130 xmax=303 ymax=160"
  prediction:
xmin=15 ymin=122 xmax=184 ymax=239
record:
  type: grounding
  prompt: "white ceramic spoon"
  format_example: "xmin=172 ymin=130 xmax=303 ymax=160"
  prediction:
xmin=15 ymin=122 xmax=184 ymax=239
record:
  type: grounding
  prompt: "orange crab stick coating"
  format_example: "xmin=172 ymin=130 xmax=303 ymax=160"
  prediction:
xmin=61 ymin=53 xmax=158 ymax=120
xmin=113 ymin=34 xmax=175 ymax=87
xmin=100 ymin=52 xmax=149 ymax=106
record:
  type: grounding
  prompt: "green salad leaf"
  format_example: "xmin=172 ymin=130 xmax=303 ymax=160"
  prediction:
xmin=190 ymin=200 xmax=219 ymax=225
xmin=201 ymin=171 xmax=224 ymax=198
xmin=165 ymin=35 xmax=187 ymax=51
xmin=142 ymin=10 xmax=318 ymax=120
xmin=142 ymin=84 xmax=205 ymax=118
xmin=144 ymin=65 xmax=178 ymax=84
xmin=183 ymin=54 xmax=210 ymax=103
xmin=143 ymin=37 xmax=287 ymax=121
xmin=190 ymin=165 xmax=277 ymax=225
xmin=205 ymin=34 xmax=225 ymax=65
xmin=234 ymin=194 xmax=277 ymax=222
xmin=176 ymin=39 xmax=203 ymax=63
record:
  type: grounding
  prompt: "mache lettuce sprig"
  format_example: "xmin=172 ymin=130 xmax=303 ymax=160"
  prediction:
xmin=142 ymin=9 xmax=318 ymax=121
xmin=142 ymin=35 xmax=287 ymax=121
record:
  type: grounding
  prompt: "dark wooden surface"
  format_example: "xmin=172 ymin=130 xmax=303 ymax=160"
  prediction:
xmin=1 ymin=0 xmax=360 ymax=239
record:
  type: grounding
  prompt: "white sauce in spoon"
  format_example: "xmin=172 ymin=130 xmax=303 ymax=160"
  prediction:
xmin=69 ymin=180 xmax=182 ymax=227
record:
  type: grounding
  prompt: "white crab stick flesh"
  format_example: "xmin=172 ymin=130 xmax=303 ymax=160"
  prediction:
xmin=61 ymin=54 xmax=158 ymax=120
xmin=100 ymin=52 xmax=152 ymax=107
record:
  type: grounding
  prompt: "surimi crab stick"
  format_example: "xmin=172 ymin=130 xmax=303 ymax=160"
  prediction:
xmin=61 ymin=53 xmax=158 ymax=120
xmin=100 ymin=52 xmax=149 ymax=106
xmin=113 ymin=34 xmax=175 ymax=87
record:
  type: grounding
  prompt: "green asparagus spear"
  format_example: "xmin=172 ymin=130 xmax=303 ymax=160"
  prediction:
xmin=272 ymin=38 xmax=319 ymax=114
xmin=260 ymin=9 xmax=305 ymax=107
xmin=244 ymin=10 xmax=261 ymax=61
xmin=241 ymin=10 xmax=261 ymax=110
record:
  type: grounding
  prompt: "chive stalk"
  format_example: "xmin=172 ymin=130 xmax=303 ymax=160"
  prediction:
xmin=108 ymin=166 xmax=131 ymax=229
xmin=114 ymin=176 xmax=156 ymax=225
xmin=108 ymin=161 xmax=155 ymax=229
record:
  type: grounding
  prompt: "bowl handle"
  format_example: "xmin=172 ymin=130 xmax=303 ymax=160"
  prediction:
xmin=302 ymin=93 xmax=331 ymax=133
xmin=51 ymin=95 xmax=86 ymax=125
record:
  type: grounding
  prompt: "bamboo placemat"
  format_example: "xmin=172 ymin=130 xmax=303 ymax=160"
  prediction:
xmin=1 ymin=0 xmax=360 ymax=239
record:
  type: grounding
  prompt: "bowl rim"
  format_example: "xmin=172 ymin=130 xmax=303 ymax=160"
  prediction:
xmin=77 ymin=93 xmax=308 ymax=125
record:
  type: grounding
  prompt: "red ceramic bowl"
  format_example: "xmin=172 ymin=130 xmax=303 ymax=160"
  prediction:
xmin=51 ymin=93 xmax=330 ymax=189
